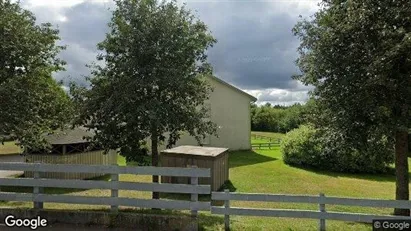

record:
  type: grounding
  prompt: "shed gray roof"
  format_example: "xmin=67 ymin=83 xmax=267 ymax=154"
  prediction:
xmin=45 ymin=127 xmax=94 ymax=145
xmin=161 ymin=145 xmax=228 ymax=157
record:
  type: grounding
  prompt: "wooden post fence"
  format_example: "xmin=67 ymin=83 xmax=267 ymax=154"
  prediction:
xmin=111 ymin=167 xmax=119 ymax=213
xmin=319 ymin=193 xmax=326 ymax=231
xmin=33 ymin=162 xmax=43 ymax=209
xmin=211 ymin=191 xmax=411 ymax=231
xmin=190 ymin=165 xmax=199 ymax=217
xmin=3 ymin=162 xmax=411 ymax=231
xmin=0 ymin=162 xmax=211 ymax=216
xmin=224 ymin=189 xmax=230 ymax=231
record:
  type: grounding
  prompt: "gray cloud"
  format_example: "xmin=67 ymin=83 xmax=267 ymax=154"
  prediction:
xmin=24 ymin=1 xmax=113 ymax=86
xmin=186 ymin=1 xmax=317 ymax=90
xmin=22 ymin=0 xmax=319 ymax=105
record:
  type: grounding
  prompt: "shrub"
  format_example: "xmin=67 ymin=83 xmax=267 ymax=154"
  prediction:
xmin=318 ymin=127 xmax=394 ymax=173
xmin=281 ymin=125 xmax=323 ymax=167
xmin=281 ymin=125 xmax=394 ymax=173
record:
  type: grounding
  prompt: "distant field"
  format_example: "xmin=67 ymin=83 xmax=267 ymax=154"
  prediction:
xmin=251 ymin=131 xmax=284 ymax=144
xmin=0 ymin=141 xmax=21 ymax=155
xmin=251 ymin=131 xmax=285 ymax=139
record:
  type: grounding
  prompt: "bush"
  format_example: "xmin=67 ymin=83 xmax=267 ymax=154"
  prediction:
xmin=281 ymin=125 xmax=394 ymax=173
xmin=281 ymin=125 xmax=323 ymax=167
xmin=319 ymin=127 xmax=394 ymax=173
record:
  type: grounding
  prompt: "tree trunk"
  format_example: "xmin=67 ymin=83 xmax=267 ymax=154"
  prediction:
xmin=394 ymin=130 xmax=410 ymax=216
xmin=151 ymin=127 xmax=160 ymax=200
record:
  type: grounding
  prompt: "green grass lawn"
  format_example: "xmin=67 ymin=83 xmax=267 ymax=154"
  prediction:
xmin=1 ymin=133 xmax=411 ymax=230
xmin=226 ymin=149 xmax=411 ymax=231
xmin=0 ymin=141 xmax=21 ymax=155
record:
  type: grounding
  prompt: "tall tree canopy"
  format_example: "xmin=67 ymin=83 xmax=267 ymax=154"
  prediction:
xmin=294 ymin=0 xmax=411 ymax=215
xmin=0 ymin=0 xmax=72 ymax=149
xmin=73 ymin=0 xmax=217 ymax=199
xmin=251 ymin=101 xmax=314 ymax=133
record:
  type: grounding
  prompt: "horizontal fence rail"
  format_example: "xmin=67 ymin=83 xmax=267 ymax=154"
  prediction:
xmin=212 ymin=190 xmax=411 ymax=231
xmin=2 ymin=162 xmax=411 ymax=231
xmin=0 ymin=162 xmax=210 ymax=177
xmin=0 ymin=178 xmax=210 ymax=194
xmin=0 ymin=193 xmax=210 ymax=210
xmin=251 ymin=134 xmax=281 ymax=143
xmin=251 ymin=134 xmax=281 ymax=150
xmin=212 ymin=192 xmax=411 ymax=209
xmin=251 ymin=143 xmax=280 ymax=149
xmin=0 ymin=161 xmax=211 ymax=230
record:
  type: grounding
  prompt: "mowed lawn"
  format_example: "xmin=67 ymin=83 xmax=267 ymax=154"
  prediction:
xmin=0 ymin=133 xmax=410 ymax=230
xmin=0 ymin=141 xmax=21 ymax=155
xmin=227 ymin=150 xmax=410 ymax=230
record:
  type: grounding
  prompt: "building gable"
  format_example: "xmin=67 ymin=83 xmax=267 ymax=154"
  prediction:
xmin=207 ymin=76 xmax=257 ymax=102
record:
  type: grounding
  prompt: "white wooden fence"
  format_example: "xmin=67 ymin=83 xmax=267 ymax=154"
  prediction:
xmin=212 ymin=190 xmax=411 ymax=231
xmin=0 ymin=162 xmax=211 ymax=217
xmin=251 ymin=134 xmax=281 ymax=143
xmin=251 ymin=142 xmax=280 ymax=150
xmin=1 ymin=162 xmax=411 ymax=231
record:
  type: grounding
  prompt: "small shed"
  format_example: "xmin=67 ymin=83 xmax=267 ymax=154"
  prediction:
xmin=24 ymin=127 xmax=117 ymax=179
xmin=160 ymin=145 xmax=229 ymax=191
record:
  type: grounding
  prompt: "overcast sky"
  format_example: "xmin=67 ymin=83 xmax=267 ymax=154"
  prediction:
xmin=20 ymin=0 xmax=319 ymax=105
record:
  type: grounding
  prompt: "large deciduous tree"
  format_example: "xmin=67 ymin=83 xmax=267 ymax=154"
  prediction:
xmin=73 ymin=0 xmax=217 ymax=199
xmin=0 ymin=0 xmax=72 ymax=150
xmin=294 ymin=0 xmax=411 ymax=215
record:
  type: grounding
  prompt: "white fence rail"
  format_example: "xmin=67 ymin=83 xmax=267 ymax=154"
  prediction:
xmin=212 ymin=190 xmax=411 ymax=231
xmin=251 ymin=143 xmax=280 ymax=150
xmin=0 ymin=162 xmax=211 ymax=216
xmin=1 ymin=162 xmax=411 ymax=231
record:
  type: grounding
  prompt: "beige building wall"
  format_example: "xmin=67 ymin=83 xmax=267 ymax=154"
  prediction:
xmin=149 ymin=76 xmax=254 ymax=151
xmin=174 ymin=77 xmax=252 ymax=150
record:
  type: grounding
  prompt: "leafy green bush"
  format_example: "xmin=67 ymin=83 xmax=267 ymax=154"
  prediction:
xmin=319 ymin=127 xmax=394 ymax=173
xmin=281 ymin=125 xmax=323 ymax=167
xmin=281 ymin=125 xmax=394 ymax=173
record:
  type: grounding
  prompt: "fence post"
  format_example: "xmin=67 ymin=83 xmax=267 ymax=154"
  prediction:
xmin=319 ymin=193 xmax=326 ymax=231
xmin=33 ymin=162 xmax=43 ymax=209
xmin=111 ymin=171 xmax=119 ymax=213
xmin=224 ymin=189 xmax=230 ymax=231
xmin=190 ymin=165 xmax=199 ymax=231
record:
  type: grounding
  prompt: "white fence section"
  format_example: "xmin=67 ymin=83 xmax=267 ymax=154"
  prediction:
xmin=212 ymin=190 xmax=411 ymax=231
xmin=1 ymin=162 xmax=411 ymax=231
xmin=0 ymin=162 xmax=211 ymax=216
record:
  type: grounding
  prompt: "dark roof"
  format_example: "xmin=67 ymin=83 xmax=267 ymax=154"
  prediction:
xmin=45 ymin=127 xmax=94 ymax=145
